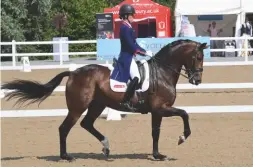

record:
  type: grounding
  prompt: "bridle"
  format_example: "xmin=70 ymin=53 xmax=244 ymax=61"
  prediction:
xmin=150 ymin=43 xmax=203 ymax=81
xmin=181 ymin=43 xmax=204 ymax=81
xmin=148 ymin=42 xmax=206 ymax=93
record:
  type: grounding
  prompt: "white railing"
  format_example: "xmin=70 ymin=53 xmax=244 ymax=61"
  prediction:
xmin=2 ymin=105 xmax=253 ymax=118
xmin=1 ymin=82 xmax=253 ymax=117
xmin=210 ymin=36 xmax=253 ymax=62
xmin=1 ymin=36 xmax=253 ymax=70
xmin=0 ymin=39 xmax=97 ymax=67
xmin=1 ymin=83 xmax=253 ymax=98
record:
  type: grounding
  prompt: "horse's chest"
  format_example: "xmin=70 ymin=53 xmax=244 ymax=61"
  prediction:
xmin=165 ymin=88 xmax=176 ymax=105
xmin=155 ymin=86 xmax=176 ymax=106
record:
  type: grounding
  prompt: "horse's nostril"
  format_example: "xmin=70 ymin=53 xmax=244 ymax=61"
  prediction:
xmin=195 ymin=80 xmax=201 ymax=85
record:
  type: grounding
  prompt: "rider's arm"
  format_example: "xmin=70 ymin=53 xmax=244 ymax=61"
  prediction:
xmin=122 ymin=27 xmax=146 ymax=56
xmin=135 ymin=41 xmax=147 ymax=55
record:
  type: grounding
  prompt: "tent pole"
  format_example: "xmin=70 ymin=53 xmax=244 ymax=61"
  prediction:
xmin=240 ymin=0 xmax=243 ymax=23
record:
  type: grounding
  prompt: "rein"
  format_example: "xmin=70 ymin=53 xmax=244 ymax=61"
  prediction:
xmin=150 ymin=56 xmax=191 ymax=80
xmin=148 ymin=57 xmax=188 ymax=94
xmin=148 ymin=56 xmax=192 ymax=93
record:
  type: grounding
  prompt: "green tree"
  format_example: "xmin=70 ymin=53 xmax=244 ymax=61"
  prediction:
xmin=1 ymin=0 xmax=27 ymax=61
xmin=23 ymin=0 xmax=52 ymax=41
xmin=1 ymin=0 xmax=27 ymax=54
xmin=1 ymin=0 xmax=52 ymax=42
xmin=44 ymin=0 xmax=114 ymax=54
xmin=1 ymin=0 xmax=53 ymax=60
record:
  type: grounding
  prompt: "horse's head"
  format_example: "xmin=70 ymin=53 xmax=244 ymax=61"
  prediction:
xmin=182 ymin=42 xmax=209 ymax=85
xmin=151 ymin=39 xmax=209 ymax=86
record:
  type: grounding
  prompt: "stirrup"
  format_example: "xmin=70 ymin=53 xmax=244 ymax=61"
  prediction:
xmin=119 ymin=101 xmax=138 ymax=112
xmin=137 ymin=99 xmax=145 ymax=105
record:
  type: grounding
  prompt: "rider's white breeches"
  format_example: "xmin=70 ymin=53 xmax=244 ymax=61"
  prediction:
xmin=130 ymin=59 xmax=140 ymax=82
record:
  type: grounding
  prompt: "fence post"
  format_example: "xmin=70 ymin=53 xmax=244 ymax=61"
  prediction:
xmin=12 ymin=40 xmax=16 ymax=67
xmin=59 ymin=38 xmax=63 ymax=65
xmin=245 ymin=36 xmax=249 ymax=62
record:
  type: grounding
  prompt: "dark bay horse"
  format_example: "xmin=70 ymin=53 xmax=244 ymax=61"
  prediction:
xmin=1 ymin=39 xmax=208 ymax=161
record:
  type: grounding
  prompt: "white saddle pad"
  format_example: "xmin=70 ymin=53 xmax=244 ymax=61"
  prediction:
xmin=109 ymin=59 xmax=150 ymax=92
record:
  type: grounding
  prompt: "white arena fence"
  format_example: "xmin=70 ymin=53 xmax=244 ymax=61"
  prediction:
xmin=1 ymin=37 xmax=253 ymax=119
xmin=0 ymin=36 xmax=253 ymax=69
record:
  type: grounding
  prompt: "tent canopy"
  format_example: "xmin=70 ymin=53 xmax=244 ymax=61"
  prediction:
xmin=104 ymin=0 xmax=172 ymax=38
xmin=175 ymin=0 xmax=253 ymax=16
xmin=242 ymin=0 xmax=253 ymax=13
xmin=175 ymin=0 xmax=241 ymax=15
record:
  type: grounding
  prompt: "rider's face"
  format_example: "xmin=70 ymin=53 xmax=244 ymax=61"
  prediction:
xmin=128 ymin=15 xmax=134 ymax=23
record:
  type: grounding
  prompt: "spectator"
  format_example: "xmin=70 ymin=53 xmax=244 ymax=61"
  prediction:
xmin=207 ymin=21 xmax=223 ymax=57
xmin=240 ymin=17 xmax=252 ymax=56
xmin=207 ymin=21 xmax=223 ymax=37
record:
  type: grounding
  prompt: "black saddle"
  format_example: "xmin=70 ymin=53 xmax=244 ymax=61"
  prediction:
xmin=112 ymin=58 xmax=146 ymax=90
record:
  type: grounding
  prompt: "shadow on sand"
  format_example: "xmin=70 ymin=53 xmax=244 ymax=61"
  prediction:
xmin=2 ymin=153 xmax=177 ymax=162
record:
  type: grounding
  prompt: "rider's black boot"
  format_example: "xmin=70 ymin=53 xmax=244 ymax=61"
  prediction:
xmin=120 ymin=77 xmax=143 ymax=111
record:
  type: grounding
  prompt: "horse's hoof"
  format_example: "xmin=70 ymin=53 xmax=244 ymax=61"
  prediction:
xmin=178 ymin=135 xmax=186 ymax=145
xmin=102 ymin=147 xmax=110 ymax=157
xmin=60 ymin=154 xmax=75 ymax=162
xmin=121 ymin=114 xmax=127 ymax=118
xmin=153 ymin=153 xmax=167 ymax=160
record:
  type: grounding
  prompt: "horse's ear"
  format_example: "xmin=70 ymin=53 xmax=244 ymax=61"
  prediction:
xmin=200 ymin=43 xmax=209 ymax=49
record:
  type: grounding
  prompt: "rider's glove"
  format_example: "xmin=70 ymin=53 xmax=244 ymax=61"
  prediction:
xmin=145 ymin=50 xmax=154 ymax=57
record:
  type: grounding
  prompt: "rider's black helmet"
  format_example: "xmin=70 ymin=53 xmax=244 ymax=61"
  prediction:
xmin=119 ymin=4 xmax=135 ymax=19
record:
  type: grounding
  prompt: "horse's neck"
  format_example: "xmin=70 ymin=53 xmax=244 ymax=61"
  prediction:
xmin=151 ymin=43 xmax=191 ymax=88
xmin=160 ymin=61 xmax=182 ymax=87
xmin=149 ymin=58 xmax=182 ymax=89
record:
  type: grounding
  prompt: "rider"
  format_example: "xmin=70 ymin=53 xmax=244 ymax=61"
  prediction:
xmin=117 ymin=4 xmax=153 ymax=110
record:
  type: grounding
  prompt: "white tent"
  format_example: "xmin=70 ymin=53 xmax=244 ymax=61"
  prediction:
xmin=242 ymin=0 xmax=253 ymax=13
xmin=175 ymin=0 xmax=253 ymax=37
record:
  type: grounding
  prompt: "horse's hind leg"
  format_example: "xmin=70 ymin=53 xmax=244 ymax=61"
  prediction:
xmin=59 ymin=111 xmax=83 ymax=161
xmin=59 ymin=91 xmax=90 ymax=161
xmin=80 ymin=100 xmax=110 ymax=157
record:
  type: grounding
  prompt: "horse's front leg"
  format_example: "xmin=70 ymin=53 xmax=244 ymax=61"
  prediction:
xmin=155 ymin=106 xmax=191 ymax=145
xmin=151 ymin=106 xmax=191 ymax=160
xmin=151 ymin=113 xmax=167 ymax=160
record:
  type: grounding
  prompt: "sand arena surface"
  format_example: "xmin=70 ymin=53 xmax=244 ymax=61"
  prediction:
xmin=1 ymin=65 xmax=253 ymax=167
xmin=1 ymin=114 xmax=253 ymax=167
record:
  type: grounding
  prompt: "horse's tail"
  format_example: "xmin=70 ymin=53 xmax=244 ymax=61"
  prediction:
xmin=1 ymin=71 xmax=70 ymax=107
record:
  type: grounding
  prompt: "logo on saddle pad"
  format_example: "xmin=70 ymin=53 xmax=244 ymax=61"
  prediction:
xmin=109 ymin=59 xmax=150 ymax=92
xmin=113 ymin=85 xmax=126 ymax=88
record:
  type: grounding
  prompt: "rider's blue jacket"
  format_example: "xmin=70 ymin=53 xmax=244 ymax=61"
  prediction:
xmin=119 ymin=21 xmax=146 ymax=56
xmin=110 ymin=21 xmax=147 ymax=83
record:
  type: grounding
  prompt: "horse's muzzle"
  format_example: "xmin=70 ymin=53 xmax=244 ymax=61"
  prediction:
xmin=189 ymin=77 xmax=201 ymax=85
xmin=194 ymin=79 xmax=201 ymax=85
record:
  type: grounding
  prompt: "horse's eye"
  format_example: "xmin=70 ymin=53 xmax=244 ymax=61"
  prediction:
xmin=197 ymin=56 xmax=202 ymax=61
xmin=196 ymin=54 xmax=203 ymax=61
